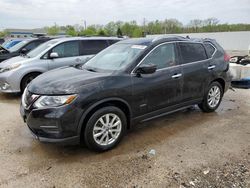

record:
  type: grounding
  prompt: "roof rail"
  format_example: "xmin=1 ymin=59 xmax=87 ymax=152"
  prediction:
xmin=152 ymin=35 xmax=188 ymax=42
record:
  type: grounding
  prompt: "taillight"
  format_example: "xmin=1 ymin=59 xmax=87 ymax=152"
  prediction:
xmin=224 ymin=53 xmax=230 ymax=62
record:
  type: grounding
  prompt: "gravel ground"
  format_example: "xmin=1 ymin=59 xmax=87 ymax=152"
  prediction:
xmin=0 ymin=89 xmax=249 ymax=188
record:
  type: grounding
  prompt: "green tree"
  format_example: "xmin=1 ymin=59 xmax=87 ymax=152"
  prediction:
xmin=65 ymin=25 xmax=77 ymax=36
xmin=0 ymin=30 xmax=9 ymax=37
xmin=132 ymin=27 xmax=143 ymax=37
xmin=46 ymin=25 xmax=60 ymax=35
xmin=79 ymin=26 xmax=97 ymax=36
xmin=116 ymin=27 xmax=123 ymax=37
xmin=97 ymin=29 xmax=107 ymax=36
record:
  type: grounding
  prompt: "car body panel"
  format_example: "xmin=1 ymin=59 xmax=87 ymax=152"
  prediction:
xmin=20 ymin=36 xmax=231 ymax=144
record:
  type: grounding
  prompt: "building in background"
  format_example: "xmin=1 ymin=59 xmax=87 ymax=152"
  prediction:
xmin=5 ymin=28 xmax=66 ymax=38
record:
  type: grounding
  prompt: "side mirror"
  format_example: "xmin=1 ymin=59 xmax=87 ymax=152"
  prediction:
xmin=20 ymin=48 xmax=28 ymax=54
xmin=50 ymin=52 xmax=59 ymax=59
xmin=135 ymin=64 xmax=157 ymax=75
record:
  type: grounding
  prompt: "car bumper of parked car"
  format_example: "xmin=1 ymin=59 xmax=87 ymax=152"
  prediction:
xmin=20 ymin=103 xmax=81 ymax=145
xmin=0 ymin=71 xmax=20 ymax=93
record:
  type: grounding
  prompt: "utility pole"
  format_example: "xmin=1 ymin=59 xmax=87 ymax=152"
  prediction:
xmin=143 ymin=18 xmax=146 ymax=37
xmin=84 ymin=20 xmax=87 ymax=30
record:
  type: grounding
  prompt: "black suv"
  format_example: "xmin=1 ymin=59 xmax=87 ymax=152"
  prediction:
xmin=0 ymin=37 xmax=53 ymax=63
xmin=20 ymin=36 xmax=231 ymax=151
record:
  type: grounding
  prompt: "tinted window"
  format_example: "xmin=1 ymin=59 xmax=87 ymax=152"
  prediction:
xmin=179 ymin=42 xmax=207 ymax=64
xmin=52 ymin=41 xmax=79 ymax=58
xmin=24 ymin=41 xmax=37 ymax=51
xmin=81 ymin=40 xmax=108 ymax=55
xmin=204 ymin=43 xmax=216 ymax=58
xmin=108 ymin=40 xmax=120 ymax=45
xmin=141 ymin=43 xmax=176 ymax=69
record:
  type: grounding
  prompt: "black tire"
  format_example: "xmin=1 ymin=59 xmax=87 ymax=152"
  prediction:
xmin=198 ymin=81 xmax=223 ymax=113
xmin=84 ymin=106 xmax=126 ymax=152
xmin=21 ymin=73 xmax=40 ymax=93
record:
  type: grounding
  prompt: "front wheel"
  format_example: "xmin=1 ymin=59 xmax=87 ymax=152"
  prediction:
xmin=198 ymin=81 xmax=223 ymax=113
xmin=84 ymin=106 xmax=126 ymax=152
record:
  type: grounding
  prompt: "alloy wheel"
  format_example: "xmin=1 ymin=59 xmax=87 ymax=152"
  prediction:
xmin=207 ymin=85 xmax=221 ymax=108
xmin=93 ymin=113 xmax=122 ymax=146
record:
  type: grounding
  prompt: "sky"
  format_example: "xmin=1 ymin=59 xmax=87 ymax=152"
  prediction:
xmin=0 ymin=0 xmax=250 ymax=30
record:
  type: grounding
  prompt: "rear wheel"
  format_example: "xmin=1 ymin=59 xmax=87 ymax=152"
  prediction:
xmin=84 ymin=106 xmax=126 ymax=152
xmin=198 ymin=81 xmax=223 ymax=112
xmin=21 ymin=73 xmax=40 ymax=93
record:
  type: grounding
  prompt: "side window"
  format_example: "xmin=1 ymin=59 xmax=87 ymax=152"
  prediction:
xmin=23 ymin=41 xmax=36 ymax=51
xmin=204 ymin=43 xmax=216 ymax=58
xmin=51 ymin=41 xmax=80 ymax=58
xmin=140 ymin=43 xmax=176 ymax=69
xmin=81 ymin=40 xmax=108 ymax=55
xmin=179 ymin=42 xmax=207 ymax=64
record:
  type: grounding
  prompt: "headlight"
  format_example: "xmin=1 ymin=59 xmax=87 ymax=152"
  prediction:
xmin=33 ymin=94 xmax=77 ymax=108
xmin=0 ymin=63 xmax=21 ymax=73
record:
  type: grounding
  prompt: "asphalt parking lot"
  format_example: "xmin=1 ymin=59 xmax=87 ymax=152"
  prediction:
xmin=0 ymin=89 xmax=249 ymax=188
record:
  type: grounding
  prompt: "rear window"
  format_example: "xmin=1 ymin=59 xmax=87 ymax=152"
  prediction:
xmin=179 ymin=42 xmax=207 ymax=64
xmin=80 ymin=40 xmax=108 ymax=55
xmin=204 ymin=43 xmax=216 ymax=58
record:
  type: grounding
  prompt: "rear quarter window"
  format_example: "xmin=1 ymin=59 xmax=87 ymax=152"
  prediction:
xmin=80 ymin=40 xmax=109 ymax=55
xmin=179 ymin=42 xmax=207 ymax=64
xmin=204 ymin=43 xmax=216 ymax=58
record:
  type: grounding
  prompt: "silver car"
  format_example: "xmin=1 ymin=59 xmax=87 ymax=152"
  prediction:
xmin=0 ymin=37 xmax=122 ymax=93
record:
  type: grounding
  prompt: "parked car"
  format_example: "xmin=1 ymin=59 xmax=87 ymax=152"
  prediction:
xmin=3 ymin=39 xmax=23 ymax=49
xmin=0 ymin=37 xmax=52 ymax=63
xmin=0 ymin=37 xmax=122 ymax=93
xmin=20 ymin=36 xmax=231 ymax=151
xmin=0 ymin=38 xmax=4 ymax=45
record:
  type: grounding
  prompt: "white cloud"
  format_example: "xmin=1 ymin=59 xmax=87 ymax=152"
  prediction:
xmin=0 ymin=0 xmax=249 ymax=29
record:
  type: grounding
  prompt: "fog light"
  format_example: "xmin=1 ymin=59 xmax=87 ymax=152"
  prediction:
xmin=0 ymin=82 xmax=10 ymax=90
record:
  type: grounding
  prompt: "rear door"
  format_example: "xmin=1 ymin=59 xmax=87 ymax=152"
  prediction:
xmin=48 ymin=40 xmax=82 ymax=70
xmin=177 ymin=42 xmax=209 ymax=102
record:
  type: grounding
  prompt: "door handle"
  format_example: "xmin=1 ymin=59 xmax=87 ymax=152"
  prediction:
xmin=208 ymin=65 xmax=216 ymax=70
xmin=172 ymin=73 xmax=182 ymax=79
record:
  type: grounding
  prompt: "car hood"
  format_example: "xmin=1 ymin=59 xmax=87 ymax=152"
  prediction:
xmin=0 ymin=56 xmax=31 ymax=67
xmin=28 ymin=66 xmax=111 ymax=95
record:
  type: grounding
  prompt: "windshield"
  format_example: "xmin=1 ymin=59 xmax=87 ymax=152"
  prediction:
xmin=9 ymin=40 xmax=29 ymax=52
xmin=5 ymin=40 xmax=22 ymax=49
xmin=83 ymin=43 xmax=147 ymax=72
xmin=27 ymin=40 xmax=58 ymax=58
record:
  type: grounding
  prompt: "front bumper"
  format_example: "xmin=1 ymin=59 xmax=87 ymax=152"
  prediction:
xmin=20 ymin=101 xmax=82 ymax=145
xmin=0 ymin=71 xmax=20 ymax=93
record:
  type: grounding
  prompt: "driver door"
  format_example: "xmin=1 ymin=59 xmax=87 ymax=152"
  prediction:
xmin=131 ymin=42 xmax=183 ymax=118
